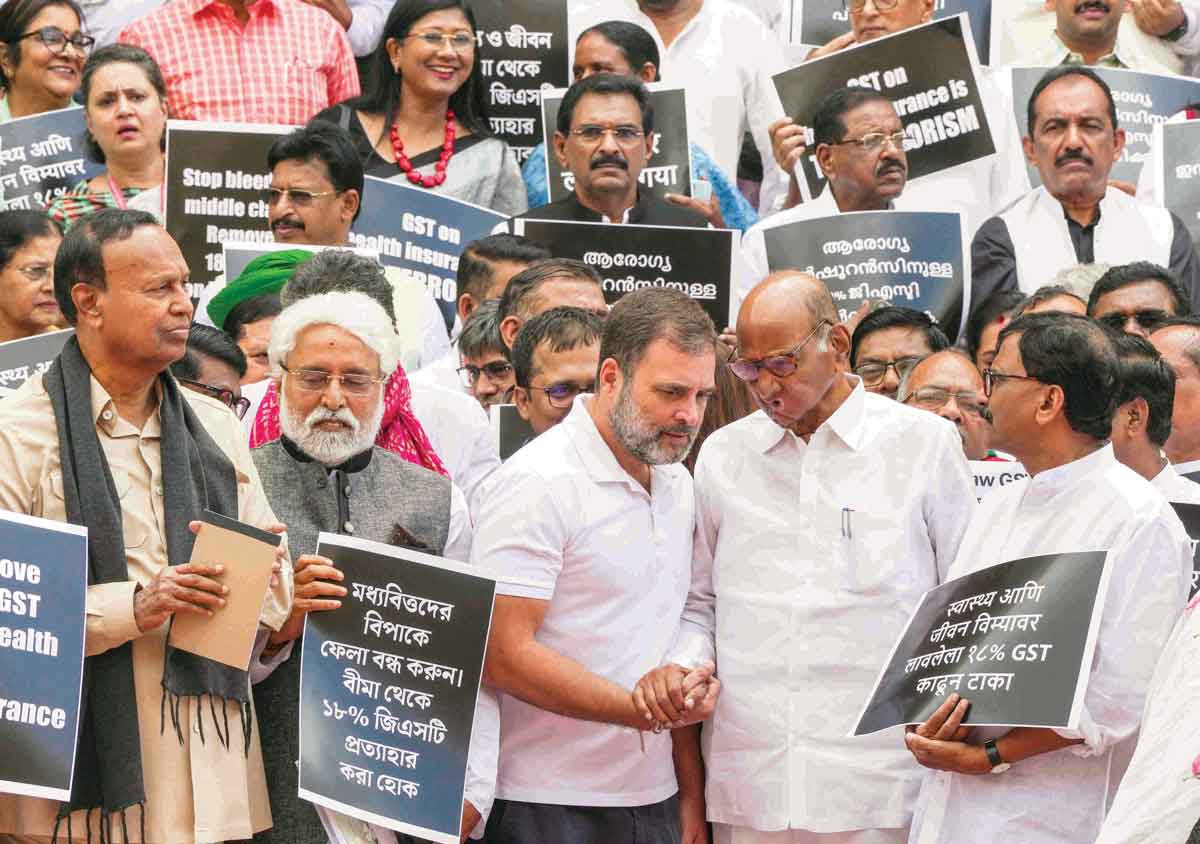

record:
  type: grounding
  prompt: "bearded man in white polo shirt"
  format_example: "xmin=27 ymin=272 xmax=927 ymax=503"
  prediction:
xmin=473 ymin=286 xmax=721 ymax=844
xmin=640 ymin=271 xmax=975 ymax=844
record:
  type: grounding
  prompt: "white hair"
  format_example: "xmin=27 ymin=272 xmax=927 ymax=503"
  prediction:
xmin=268 ymin=291 xmax=401 ymax=377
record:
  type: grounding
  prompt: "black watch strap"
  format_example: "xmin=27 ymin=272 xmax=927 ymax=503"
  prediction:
xmin=984 ymin=738 xmax=1004 ymax=768
xmin=1166 ymin=19 xmax=1190 ymax=42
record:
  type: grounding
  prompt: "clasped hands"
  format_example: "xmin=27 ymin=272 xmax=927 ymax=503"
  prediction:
xmin=632 ymin=661 xmax=721 ymax=731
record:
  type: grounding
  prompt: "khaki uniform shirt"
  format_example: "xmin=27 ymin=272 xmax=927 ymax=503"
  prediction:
xmin=0 ymin=372 xmax=292 ymax=843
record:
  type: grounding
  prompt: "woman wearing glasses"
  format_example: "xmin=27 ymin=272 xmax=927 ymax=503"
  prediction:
xmin=314 ymin=0 xmax=527 ymax=215
xmin=47 ymin=44 xmax=167 ymax=229
xmin=0 ymin=209 xmax=65 ymax=343
xmin=0 ymin=0 xmax=89 ymax=122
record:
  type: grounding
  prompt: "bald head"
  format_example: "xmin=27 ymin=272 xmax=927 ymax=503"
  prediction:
xmin=738 ymin=272 xmax=837 ymax=340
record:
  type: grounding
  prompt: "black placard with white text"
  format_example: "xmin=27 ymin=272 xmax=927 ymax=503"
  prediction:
xmin=0 ymin=510 xmax=87 ymax=800
xmin=1169 ymin=502 xmax=1200 ymax=600
xmin=1008 ymin=65 xmax=1200 ymax=188
xmin=789 ymin=0 xmax=992 ymax=64
xmin=0 ymin=108 xmax=102 ymax=212
xmin=763 ymin=210 xmax=969 ymax=341
xmin=163 ymin=120 xmax=294 ymax=302
xmin=472 ymin=0 xmax=569 ymax=167
xmin=541 ymin=85 xmax=693 ymax=203
xmin=489 ymin=404 xmax=537 ymax=462
xmin=854 ymin=550 xmax=1111 ymax=736
xmin=1156 ymin=118 xmax=1200 ymax=244
xmin=0 ymin=330 xmax=73 ymax=394
xmin=774 ymin=15 xmax=995 ymax=201
xmin=298 ymin=533 xmax=496 ymax=844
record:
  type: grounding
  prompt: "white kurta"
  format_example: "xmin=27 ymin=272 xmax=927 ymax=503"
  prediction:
xmin=908 ymin=445 xmax=1192 ymax=844
xmin=672 ymin=377 xmax=975 ymax=833
xmin=1093 ymin=597 xmax=1200 ymax=844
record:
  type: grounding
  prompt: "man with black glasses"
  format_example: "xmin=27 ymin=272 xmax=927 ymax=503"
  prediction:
xmin=511 ymin=306 xmax=603 ymax=436
xmin=1087 ymin=261 xmax=1191 ymax=338
xmin=898 ymin=349 xmax=991 ymax=460
xmin=638 ymin=270 xmax=973 ymax=844
xmin=453 ymin=300 xmax=515 ymax=410
xmin=849 ymin=306 xmax=950 ymax=400
xmin=907 ymin=312 xmax=1191 ymax=844
xmin=171 ymin=323 xmax=253 ymax=419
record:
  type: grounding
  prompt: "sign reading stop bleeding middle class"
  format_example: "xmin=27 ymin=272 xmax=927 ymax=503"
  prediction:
xmin=773 ymin=15 xmax=995 ymax=202
xmin=853 ymin=550 xmax=1112 ymax=736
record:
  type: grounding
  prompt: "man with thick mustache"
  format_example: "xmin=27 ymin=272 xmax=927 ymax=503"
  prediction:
xmin=972 ymin=66 xmax=1200 ymax=310
xmin=738 ymin=87 xmax=921 ymax=303
xmin=513 ymin=73 xmax=708 ymax=227
xmin=1018 ymin=0 xmax=1187 ymax=73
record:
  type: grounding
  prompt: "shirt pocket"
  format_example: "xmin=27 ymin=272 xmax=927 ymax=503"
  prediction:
xmin=48 ymin=468 xmax=146 ymax=549
xmin=281 ymin=58 xmax=327 ymax=114
xmin=835 ymin=508 xmax=914 ymax=596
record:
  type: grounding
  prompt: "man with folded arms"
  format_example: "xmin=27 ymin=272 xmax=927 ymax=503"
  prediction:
xmin=905 ymin=312 xmax=1191 ymax=844
xmin=640 ymin=271 xmax=974 ymax=844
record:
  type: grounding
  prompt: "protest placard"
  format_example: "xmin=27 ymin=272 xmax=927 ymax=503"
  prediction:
xmin=1154 ymin=118 xmax=1200 ymax=244
xmin=1169 ymin=502 xmax=1200 ymax=600
xmin=1006 ymin=66 xmax=1200 ymax=188
xmin=0 ymin=510 xmax=87 ymax=800
xmin=489 ymin=404 xmax=537 ymax=462
xmin=970 ymin=460 xmax=1029 ymax=504
xmin=0 ymin=330 xmax=73 ymax=393
xmin=163 ymin=120 xmax=294 ymax=302
xmin=220 ymin=242 xmax=382 ymax=289
xmin=352 ymin=176 xmax=509 ymax=332
xmin=472 ymin=0 xmax=569 ymax=167
xmin=762 ymin=210 xmax=969 ymax=341
xmin=540 ymin=85 xmax=694 ymax=203
xmin=773 ymin=15 xmax=995 ymax=202
xmin=512 ymin=219 xmax=736 ymax=328
xmin=0 ymin=108 xmax=102 ymax=212
xmin=298 ymin=533 xmax=497 ymax=844
xmin=788 ymin=0 xmax=992 ymax=64
xmin=854 ymin=550 xmax=1111 ymax=736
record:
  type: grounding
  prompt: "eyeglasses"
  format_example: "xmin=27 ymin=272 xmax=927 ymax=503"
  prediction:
xmin=177 ymin=378 xmax=252 ymax=419
xmin=262 ymin=188 xmax=339 ymax=206
xmin=527 ymin=380 xmax=595 ymax=409
xmin=846 ymin=0 xmax=901 ymax=11
xmin=13 ymin=264 xmax=51 ymax=283
xmin=1096 ymin=309 xmax=1171 ymax=333
xmin=853 ymin=355 xmax=924 ymax=387
xmin=570 ymin=125 xmax=645 ymax=145
xmin=405 ymin=31 xmax=475 ymax=51
xmin=729 ymin=320 xmax=831 ymax=383
xmin=902 ymin=386 xmax=987 ymax=417
xmin=16 ymin=26 xmax=95 ymax=55
xmin=458 ymin=360 xmax=513 ymax=388
xmin=831 ymin=131 xmax=908 ymax=153
xmin=280 ymin=364 xmax=387 ymax=395
xmin=982 ymin=368 xmax=1042 ymax=398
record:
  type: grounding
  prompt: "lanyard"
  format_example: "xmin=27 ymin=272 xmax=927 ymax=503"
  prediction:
xmin=106 ymin=172 xmax=128 ymax=210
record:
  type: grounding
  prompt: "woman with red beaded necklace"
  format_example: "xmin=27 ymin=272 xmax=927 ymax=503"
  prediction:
xmin=315 ymin=0 xmax=528 ymax=216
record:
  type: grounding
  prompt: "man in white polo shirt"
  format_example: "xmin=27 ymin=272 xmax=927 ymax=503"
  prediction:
xmin=473 ymin=287 xmax=721 ymax=844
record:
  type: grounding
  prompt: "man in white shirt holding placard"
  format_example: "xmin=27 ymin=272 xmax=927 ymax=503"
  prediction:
xmin=905 ymin=311 xmax=1191 ymax=844
xmin=640 ymin=271 xmax=974 ymax=844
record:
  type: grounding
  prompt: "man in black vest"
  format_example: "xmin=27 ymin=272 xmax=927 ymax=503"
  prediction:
xmin=514 ymin=73 xmax=708 ymax=228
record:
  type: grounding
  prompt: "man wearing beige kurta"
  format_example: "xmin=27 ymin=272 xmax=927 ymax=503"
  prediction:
xmin=0 ymin=211 xmax=292 ymax=843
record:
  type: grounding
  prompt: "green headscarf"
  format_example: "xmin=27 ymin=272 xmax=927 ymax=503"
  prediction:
xmin=206 ymin=249 xmax=314 ymax=330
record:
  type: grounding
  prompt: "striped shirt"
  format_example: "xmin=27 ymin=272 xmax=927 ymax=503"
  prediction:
xmin=119 ymin=0 xmax=359 ymax=125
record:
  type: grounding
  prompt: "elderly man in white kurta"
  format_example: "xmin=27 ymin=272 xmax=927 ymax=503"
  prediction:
xmin=905 ymin=312 xmax=1192 ymax=844
xmin=652 ymin=272 xmax=975 ymax=844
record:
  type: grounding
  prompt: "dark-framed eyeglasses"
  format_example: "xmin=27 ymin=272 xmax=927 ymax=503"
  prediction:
xmin=261 ymin=187 xmax=339 ymax=207
xmin=570 ymin=125 xmax=645 ymax=145
xmin=729 ymin=319 xmax=831 ymax=383
xmin=1096 ymin=309 xmax=1172 ymax=333
xmin=853 ymin=355 xmax=924 ymax=387
xmin=13 ymin=264 xmax=51 ymax=283
xmin=982 ymin=368 xmax=1042 ymax=398
xmin=177 ymin=378 xmax=252 ymax=419
xmin=527 ymin=380 xmax=594 ymax=409
xmin=280 ymin=364 xmax=387 ymax=395
xmin=846 ymin=0 xmax=901 ymax=11
xmin=458 ymin=360 xmax=513 ymax=388
xmin=405 ymin=31 xmax=476 ymax=51
xmin=902 ymin=386 xmax=987 ymax=417
xmin=16 ymin=26 xmax=95 ymax=55
xmin=831 ymin=131 xmax=908 ymax=153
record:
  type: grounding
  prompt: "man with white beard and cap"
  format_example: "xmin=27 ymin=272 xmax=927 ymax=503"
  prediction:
xmin=247 ymin=289 xmax=495 ymax=844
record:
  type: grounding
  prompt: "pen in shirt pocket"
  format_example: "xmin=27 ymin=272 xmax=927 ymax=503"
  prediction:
xmin=841 ymin=506 xmax=854 ymax=540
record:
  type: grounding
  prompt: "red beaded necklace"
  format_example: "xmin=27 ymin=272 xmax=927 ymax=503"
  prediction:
xmin=389 ymin=109 xmax=456 ymax=188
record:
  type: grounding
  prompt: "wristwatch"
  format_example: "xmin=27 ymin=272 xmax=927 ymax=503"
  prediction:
xmin=1165 ymin=13 xmax=1190 ymax=43
xmin=984 ymin=739 xmax=1011 ymax=774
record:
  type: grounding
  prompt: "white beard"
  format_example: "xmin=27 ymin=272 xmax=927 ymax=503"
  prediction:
xmin=279 ymin=390 xmax=385 ymax=467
